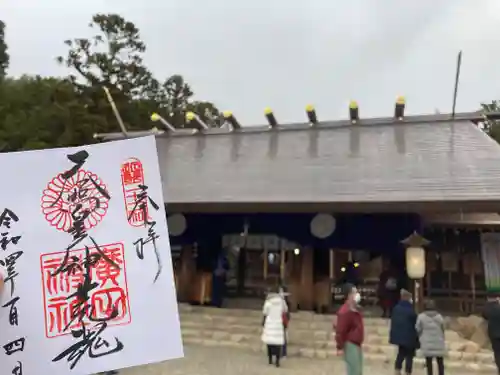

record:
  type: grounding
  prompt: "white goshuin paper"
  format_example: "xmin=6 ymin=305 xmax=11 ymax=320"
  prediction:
xmin=0 ymin=136 xmax=183 ymax=375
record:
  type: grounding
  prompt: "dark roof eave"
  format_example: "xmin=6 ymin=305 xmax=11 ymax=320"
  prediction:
xmin=166 ymin=200 xmax=500 ymax=214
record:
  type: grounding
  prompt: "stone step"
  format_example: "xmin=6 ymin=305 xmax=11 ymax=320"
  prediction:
xmin=179 ymin=317 xmax=466 ymax=344
xmin=178 ymin=304 xmax=495 ymax=372
xmin=180 ymin=329 xmax=491 ymax=363
xmin=180 ymin=326 xmax=470 ymax=349
xmin=179 ymin=304 xmax=388 ymax=325
xmin=180 ymin=311 xmax=394 ymax=331
xmin=181 ymin=314 xmax=384 ymax=327
xmin=182 ymin=337 xmax=497 ymax=373
xmin=180 ymin=318 xmax=389 ymax=334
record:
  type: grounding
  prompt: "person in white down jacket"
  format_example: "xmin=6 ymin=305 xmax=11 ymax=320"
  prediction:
xmin=261 ymin=286 xmax=288 ymax=367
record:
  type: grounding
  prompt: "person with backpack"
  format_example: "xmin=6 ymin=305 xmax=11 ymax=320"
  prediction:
xmin=389 ymin=289 xmax=419 ymax=375
xmin=416 ymin=299 xmax=446 ymax=375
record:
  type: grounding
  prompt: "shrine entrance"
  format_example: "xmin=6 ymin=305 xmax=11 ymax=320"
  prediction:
xmin=224 ymin=234 xmax=296 ymax=298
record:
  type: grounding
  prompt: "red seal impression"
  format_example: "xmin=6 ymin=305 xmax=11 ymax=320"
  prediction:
xmin=41 ymin=169 xmax=109 ymax=232
xmin=120 ymin=157 xmax=148 ymax=227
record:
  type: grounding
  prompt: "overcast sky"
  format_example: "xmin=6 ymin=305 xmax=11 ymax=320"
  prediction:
xmin=2 ymin=0 xmax=500 ymax=125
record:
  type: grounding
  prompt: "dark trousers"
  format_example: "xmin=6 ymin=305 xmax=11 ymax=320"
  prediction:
xmin=425 ymin=357 xmax=444 ymax=375
xmin=212 ymin=276 xmax=226 ymax=307
xmin=267 ymin=344 xmax=282 ymax=367
xmin=282 ymin=329 xmax=287 ymax=357
xmin=394 ymin=346 xmax=415 ymax=374
xmin=381 ymin=296 xmax=397 ymax=317
xmin=492 ymin=338 xmax=500 ymax=373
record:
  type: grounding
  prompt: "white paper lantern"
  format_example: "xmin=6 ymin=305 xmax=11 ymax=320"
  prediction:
xmin=167 ymin=214 xmax=187 ymax=236
xmin=310 ymin=214 xmax=336 ymax=239
xmin=406 ymin=246 xmax=426 ymax=279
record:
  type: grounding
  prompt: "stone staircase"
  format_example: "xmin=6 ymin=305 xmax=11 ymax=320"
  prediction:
xmin=179 ymin=304 xmax=497 ymax=373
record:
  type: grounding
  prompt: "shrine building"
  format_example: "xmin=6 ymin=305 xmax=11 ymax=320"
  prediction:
xmin=96 ymin=100 xmax=500 ymax=314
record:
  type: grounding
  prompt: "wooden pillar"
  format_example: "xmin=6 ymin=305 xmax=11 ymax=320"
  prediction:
xmin=263 ymin=246 xmax=268 ymax=280
xmin=299 ymin=247 xmax=314 ymax=310
xmin=329 ymin=249 xmax=334 ymax=280
xmin=286 ymin=251 xmax=299 ymax=312
xmin=413 ymin=279 xmax=424 ymax=313
xmin=280 ymin=246 xmax=286 ymax=283
xmin=178 ymin=244 xmax=195 ymax=302
xmin=463 ymin=252 xmax=483 ymax=314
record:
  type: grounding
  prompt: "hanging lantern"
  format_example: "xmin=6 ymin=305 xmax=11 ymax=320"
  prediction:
xmin=401 ymin=231 xmax=430 ymax=279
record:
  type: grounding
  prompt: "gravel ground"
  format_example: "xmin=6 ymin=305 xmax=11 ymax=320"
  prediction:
xmin=114 ymin=345 xmax=480 ymax=375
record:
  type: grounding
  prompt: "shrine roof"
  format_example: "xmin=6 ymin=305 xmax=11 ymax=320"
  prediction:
xmin=99 ymin=112 xmax=500 ymax=209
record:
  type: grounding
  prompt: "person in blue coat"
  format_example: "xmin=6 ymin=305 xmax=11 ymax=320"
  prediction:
xmin=389 ymin=289 xmax=419 ymax=375
xmin=212 ymin=249 xmax=230 ymax=308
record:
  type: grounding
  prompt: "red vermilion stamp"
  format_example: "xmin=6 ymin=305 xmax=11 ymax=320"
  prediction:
xmin=120 ymin=158 xmax=148 ymax=227
xmin=40 ymin=169 xmax=109 ymax=232
xmin=40 ymin=242 xmax=132 ymax=338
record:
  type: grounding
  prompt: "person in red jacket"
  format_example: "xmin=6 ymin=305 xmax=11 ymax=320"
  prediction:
xmin=335 ymin=283 xmax=364 ymax=375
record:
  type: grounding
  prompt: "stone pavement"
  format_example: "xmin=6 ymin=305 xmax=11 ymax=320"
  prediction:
xmin=118 ymin=345 xmax=486 ymax=375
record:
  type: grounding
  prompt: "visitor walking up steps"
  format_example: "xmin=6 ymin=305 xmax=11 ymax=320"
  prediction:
xmin=261 ymin=285 xmax=288 ymax=367
xmin=335 ymin=283 xmax=364 ymax=375
xmin=389 ymin=289 xmax=419 ymax=375
xmin=416 ymin=300 xmax=446 ymax=375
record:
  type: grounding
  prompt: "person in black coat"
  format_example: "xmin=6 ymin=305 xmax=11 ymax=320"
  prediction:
xmin=378 ymin=261 xmax=401 ymax=318
xmin=389 ymin=289 xmax=419 ymax=375
xmin=483 ymin=297 xmax=500 ymax=373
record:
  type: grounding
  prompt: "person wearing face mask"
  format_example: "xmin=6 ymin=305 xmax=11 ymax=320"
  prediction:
xmin=389 ymin=289 xmax=419 ymax=375
xmin=335 ymin=283 xmax=364 ymax=375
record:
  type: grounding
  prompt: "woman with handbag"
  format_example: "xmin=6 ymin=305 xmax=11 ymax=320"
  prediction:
xmin=262 ymin=285 xmax=288 ymax=367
